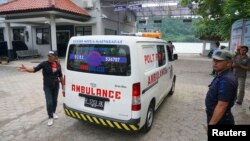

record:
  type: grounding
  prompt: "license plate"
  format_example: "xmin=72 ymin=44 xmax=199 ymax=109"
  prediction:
xmin=84 ymin=97 xmax=105 ymax=110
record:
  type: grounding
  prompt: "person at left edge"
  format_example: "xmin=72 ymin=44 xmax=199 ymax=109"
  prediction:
xmin=205 ymin=50 xmax=238 ymax=125
xmin=18 ymin=51 xmax=64 ymax=126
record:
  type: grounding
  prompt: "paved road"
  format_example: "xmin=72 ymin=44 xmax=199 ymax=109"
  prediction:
xmin=0 ymin=54 xmax=250 ymax=141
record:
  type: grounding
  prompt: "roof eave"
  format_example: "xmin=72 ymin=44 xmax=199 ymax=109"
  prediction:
xmin=0 ymin=9 xmax=91 ymax=21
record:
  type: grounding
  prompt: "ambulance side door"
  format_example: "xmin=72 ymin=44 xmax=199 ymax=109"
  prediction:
xmin=157 ymin=44 xmax=170 ymax=100
xmin=141 ymin=44 xmax=161 ymax=106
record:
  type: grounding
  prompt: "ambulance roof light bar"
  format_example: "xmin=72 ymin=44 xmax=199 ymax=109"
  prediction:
xmin=120 ymin=32 xmax=162 ymax=39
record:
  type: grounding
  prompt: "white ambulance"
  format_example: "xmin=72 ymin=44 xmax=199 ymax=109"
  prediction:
xmin=63 ymin=35 xmax=176 ymax=132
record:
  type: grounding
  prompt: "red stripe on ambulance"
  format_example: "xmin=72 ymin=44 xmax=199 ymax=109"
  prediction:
xmin=148 ymin=67 xmax=168 ymax=85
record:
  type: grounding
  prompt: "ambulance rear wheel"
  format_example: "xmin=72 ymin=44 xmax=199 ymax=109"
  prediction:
xmin=142 ymin=102 xmax=154 ymax=133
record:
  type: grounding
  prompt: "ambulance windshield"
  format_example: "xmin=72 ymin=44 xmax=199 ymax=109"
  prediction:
xmin=67 ymin=44 xmax=131 ymax=76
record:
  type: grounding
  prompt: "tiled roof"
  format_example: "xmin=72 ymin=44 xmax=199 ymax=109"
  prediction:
xmin=0 ymin=0 xmax=90 ymax=17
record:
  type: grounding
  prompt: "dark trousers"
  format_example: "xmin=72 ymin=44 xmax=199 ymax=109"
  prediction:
xmin=43 ymin=83 xmax=59 ymax=118
xmin=206 ymin=111 xmax=235 ymax=125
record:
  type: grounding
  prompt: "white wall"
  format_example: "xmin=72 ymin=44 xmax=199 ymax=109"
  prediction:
xmin=31 ymin=26 xmax=51 ymax=56
xmin=102 ymin=7 xmax=136 ymax=34
xmin=1 ymin=23 xmax=34 ymax=50
xmin=23 ymin=25 xmax=32 ymax=49
xmin=58 ymin=0 xmax=136 ymax=35
xmin=174 ymin=42 xmax=229 ymax=54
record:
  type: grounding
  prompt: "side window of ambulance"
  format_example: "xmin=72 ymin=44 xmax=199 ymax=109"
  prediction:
xmin=67 ymin=44 xmax=131 ymax=76
xmin=142 ymin=45 xmax=156 ymax=72
xmin=156 ymin=45 xmax=166 ymax=67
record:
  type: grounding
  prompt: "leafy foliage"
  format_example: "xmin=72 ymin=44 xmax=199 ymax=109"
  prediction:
xmin=194 ymin=19 xmax=222 ymax=40
xmin=181 ymin=0 xmax=250 ymax=41
xmin=161 ymin=17 xmax=200 ymax=42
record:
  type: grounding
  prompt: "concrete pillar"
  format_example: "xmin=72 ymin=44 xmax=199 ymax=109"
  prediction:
xmin=241 ymin=20 xmax=246 ymax=45
xmin=95 ymin=0 xmax=103 ymax=35
xmin=50 ymin=15 xmax=57 ymax=51
xmin=202 ymin=40 xmax=206 ymax=55
xmin=117 ymin=12 xmax=120 ymax=34
xmin=4 ymin=22 xmax=14 ymax=60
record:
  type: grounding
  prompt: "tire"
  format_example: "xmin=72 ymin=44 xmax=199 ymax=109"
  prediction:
xmin=141 ymin=102 xmax=154 ymax=133
xmin=169 ymin=76 xmax=176 ymax=95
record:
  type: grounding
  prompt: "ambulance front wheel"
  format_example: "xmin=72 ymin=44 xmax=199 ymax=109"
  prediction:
xmin=141 ymin=102 xmax=155 ymax=133
xmin=169 ymin=75 xmax=176 ymax=95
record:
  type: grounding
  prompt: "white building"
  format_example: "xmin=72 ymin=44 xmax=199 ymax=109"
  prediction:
xmin=0 ymin=0 xmax=136 ymax=59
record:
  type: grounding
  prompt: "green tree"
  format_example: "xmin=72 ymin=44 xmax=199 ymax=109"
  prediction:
xmin=161 ymin=17 xmax=199 ymax=42
xmin=181 ymin=0 xmax=250 ymax=40
xmin=220 ymin=0 xmax=250 ymax=39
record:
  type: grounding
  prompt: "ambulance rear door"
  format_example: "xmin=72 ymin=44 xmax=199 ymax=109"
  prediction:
xmin=65 ymin=42 xmax=133 ymax=121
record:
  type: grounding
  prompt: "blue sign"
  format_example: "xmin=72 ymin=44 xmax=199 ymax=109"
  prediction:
xmin=129 ymin=4 xmax=142 ymax=11
xmin=70 ymin=52 xmax=127 ymax=65
xmin=114 ymin=5 xmax=127 ymax=11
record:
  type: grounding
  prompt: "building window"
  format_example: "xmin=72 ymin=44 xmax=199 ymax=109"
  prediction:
xmin=0 ymin=29 xmax=4 ymax=42
xmin=75 ymin=26 xmax=92 ymax=36
xmin=36 ymin=28 xmax=49 ymax=44
xmin=138 ymin=20 xmax=146 ymax=24
xmin=13 ymin=28 xmax=24 ymax=41
xmin=104 ymin=28 xmax=117 ymax=35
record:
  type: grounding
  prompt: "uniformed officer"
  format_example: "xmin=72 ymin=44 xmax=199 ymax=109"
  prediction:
xmin=232 ymin=46 xmax=250 ymax=105
xmin=205 ymin=50 xmax=238 ymax=125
